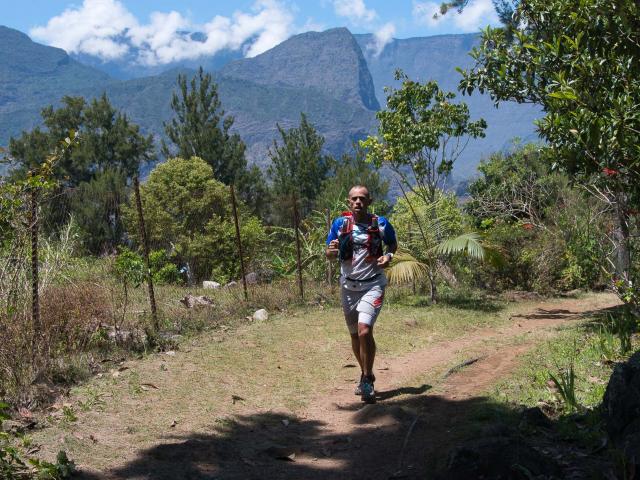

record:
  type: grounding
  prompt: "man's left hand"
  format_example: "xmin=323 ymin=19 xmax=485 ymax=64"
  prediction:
xmin=377 ymin=255 xmax=391 ymax=268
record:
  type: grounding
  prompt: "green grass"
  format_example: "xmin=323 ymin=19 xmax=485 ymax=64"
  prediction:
xmin=484 ymin=306 xmax=638 ymax=452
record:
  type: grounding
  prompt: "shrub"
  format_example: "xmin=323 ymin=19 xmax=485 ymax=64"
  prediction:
xmin=122 ymin=157 xmax=266 ymax=283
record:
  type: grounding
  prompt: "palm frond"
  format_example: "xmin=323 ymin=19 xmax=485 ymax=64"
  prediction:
xmin=435 ymin=232 xmax=486 ymax=260
xmin=434 ymin=232 xmax=505 ymax=267
xmin=386 ymin=250 xmax=430 ymax=285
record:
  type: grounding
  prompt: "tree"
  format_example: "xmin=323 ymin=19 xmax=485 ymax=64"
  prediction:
xmin=71 ymin=169 xmax=128 ymax=254
xmin=316 ymin=148 xmax=390 ymax=213
xmin=360 ymin=71 xmax=486 ymax=301
xmin=436 ymin=0 xmax=519 ymax=31
xmin=465 ymin=143 xmax=564 ymax=229
xmin=268 ymin=113 xmax=331 ymax=219
xmin=11 ymin=95 xmax=153 ymax=185
xmin=458 ymin=0 xmax=639 ymax=283
xmin=162 ymin=67 xmax=266 ymax=214
xmin=361 ymin=70 xmax=486 ymax=205
xmin=9 ymin=95 xmax=154 ymax=252
xmin=123 ymin=157 xmax=265 ymax=283
xmin=387 ymin=191 xmax=463 ymax=299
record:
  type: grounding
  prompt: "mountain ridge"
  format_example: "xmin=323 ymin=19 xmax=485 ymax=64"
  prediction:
xmin=221 ymin=27 xmax=379 ymax=112
xmin=0 ymin=25 xmax=540 ymax=179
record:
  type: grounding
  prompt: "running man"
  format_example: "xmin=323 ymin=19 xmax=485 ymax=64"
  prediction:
xmin=325 ymin=185 xmax=397 ymax=403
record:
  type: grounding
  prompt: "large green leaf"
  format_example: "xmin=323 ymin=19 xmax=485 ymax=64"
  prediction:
xmin=434 ymin=232 xmax=505 ymax=267
xmin=386 ymin=250 xmax=430 ymax=285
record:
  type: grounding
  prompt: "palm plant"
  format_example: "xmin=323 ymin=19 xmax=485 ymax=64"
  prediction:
xmin=386 ymin=190 xmax=503 ymax=298
xmin=386 ymin=232 xmax=502 ymax=286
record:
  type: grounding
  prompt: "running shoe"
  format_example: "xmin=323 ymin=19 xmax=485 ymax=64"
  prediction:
xmin=355 ymin=373 xmax=375 ymax=396
xmin=361 ymin=376 xmax=376 ymax=404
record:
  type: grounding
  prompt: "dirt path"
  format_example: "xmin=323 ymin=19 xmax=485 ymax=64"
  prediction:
xmin=67 ymin=293 xmax=618 ymax=479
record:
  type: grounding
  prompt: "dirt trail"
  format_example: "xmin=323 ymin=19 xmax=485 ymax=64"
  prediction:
xmin=75 ymin=294 xmax=618 ymax=480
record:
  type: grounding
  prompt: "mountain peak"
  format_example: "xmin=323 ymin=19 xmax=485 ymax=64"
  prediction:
xmin=221 ymin=27 xmax=379 ymax=111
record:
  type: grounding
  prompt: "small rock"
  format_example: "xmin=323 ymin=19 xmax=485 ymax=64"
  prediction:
xmin=180 ymin=294 xmax=214 ymax=308
xmin=224 ymin=281 xmax=238 ymax=288
xmin=520 ymin=407 xmax=553 ymax=429
xmin=202 ymin=281 xmax=221 ymax=289
xmin=244 ymin=272 xmax=259 ymax=285
xmin=253 ymin=309 xmax=269 ymax=321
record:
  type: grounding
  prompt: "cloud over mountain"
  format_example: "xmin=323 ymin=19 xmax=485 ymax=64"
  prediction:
xmin=30 ymin=0 xmax=296 ymax=65
xmin=412 ymin=0 xmax=498 ymax=32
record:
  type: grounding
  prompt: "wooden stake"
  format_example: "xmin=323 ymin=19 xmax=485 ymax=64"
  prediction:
xmin=133 ymin=176 xmax=159 ymax=331
xmin=230 ymin=185 xmax=248 ymax=301
xmin=292 ymin=193 xmax=304 ymax=300
xmin=326 ymin=208 xmax=333 ymax=289
xmin=30 ymin=188 xmax=40 ymax=355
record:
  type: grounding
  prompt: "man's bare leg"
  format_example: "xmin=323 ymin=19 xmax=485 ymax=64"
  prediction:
xmin=358 ymin=323 xmax=376 ymax=377
xmin=350 ymin=333 xmax=364 ymax=372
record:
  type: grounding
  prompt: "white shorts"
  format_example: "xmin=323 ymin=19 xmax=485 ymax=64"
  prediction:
xmin=341 ymin=278 xmax=386 ymax=334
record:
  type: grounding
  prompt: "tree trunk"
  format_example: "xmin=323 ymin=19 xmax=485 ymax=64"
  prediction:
xmin=30 ymin=188 xmax=40 ymax=359
xmin=326 ymin=208 xmax=333 ymax=291
xmin=429 ymin=268 xmax=437 ymax=304
xmin=292 ymin=193 xmax=304 ymax=300
xmin=230 ymin=185 xmax=248 ymax=301
xmin=133 ymin=176 xmax=159 ymax=331
xmin=613 ymin=192 xmax=631 ymax=280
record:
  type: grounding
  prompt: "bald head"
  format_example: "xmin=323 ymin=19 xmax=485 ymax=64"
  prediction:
xmin=347 ymin=185 xmax=372 ymax=219
xmin=348 ymin=185 xmax=371 ymax=199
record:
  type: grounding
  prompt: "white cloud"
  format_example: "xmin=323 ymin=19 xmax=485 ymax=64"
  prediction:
xmin=30 ymin=0 xmax=296 ymax=65
xmin=412 ymin=0 xmax=499 ymax=32
xmin=369 ymin=22 xmax=396 ymax=56
xmin=332 ymin=0 xmax=377 ymax=24
xmin=30 ymin=0 xmax=136 ymax=59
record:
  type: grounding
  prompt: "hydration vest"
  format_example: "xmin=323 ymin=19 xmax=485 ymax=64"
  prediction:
xmin=338 ymin=211 xmax=384 ymax=262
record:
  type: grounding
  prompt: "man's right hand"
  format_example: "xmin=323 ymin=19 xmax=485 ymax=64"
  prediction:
xmin=326 ymin=239 xmax=339 ymax=258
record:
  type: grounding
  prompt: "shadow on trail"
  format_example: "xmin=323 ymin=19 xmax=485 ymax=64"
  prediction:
xmin=512 ymin=308 xmax=579 ymax=320
xmin=395 ymin=291 xmax=505 ymax=313
xmin=76 ymin=391 xmax=552 ymax=480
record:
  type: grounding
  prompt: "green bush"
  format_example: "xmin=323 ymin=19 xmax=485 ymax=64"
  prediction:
xmin=149 ymin=250 xmax=182 ymax=285
xmin=466 ymin=144 xmax=611 ymax=293
xmin=122 ymin=157 xmax=266 ymax=283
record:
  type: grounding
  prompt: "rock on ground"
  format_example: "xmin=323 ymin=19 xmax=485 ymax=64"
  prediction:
xmin=180 ymin=294 xmax=215 ymax=308
xmin=202 ymin=281 xmax=221 ymax=289
xmin=252 ymin=309 xmax=269 ymax=321
xmin=602 ymin=349 xmax=640 ymax=468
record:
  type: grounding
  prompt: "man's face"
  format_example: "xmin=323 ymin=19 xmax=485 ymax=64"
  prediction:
xmin=348 ymin=187 xmax=371 ymax=215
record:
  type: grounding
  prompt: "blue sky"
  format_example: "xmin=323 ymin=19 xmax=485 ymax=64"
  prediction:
xmin=2 ymin=0 xmax=500 ymax=65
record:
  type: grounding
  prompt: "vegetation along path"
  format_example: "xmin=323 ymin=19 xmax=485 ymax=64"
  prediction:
xmin=32 ymin=292 xmax=618 ymax=479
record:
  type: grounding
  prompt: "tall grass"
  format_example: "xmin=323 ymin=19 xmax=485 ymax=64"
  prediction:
xmin=0 ymin=232 xmax=339 ymax=405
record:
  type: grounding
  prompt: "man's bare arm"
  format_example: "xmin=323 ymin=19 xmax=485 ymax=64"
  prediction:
xmin=326 ymin=239 xmax=339 ymax=259
xmin=377 ymin=241 xmax=397 ymax=268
